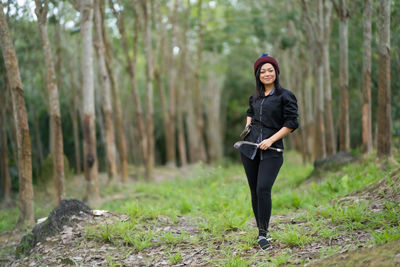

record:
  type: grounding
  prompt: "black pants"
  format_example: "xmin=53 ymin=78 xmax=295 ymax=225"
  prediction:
xmin=240 ymin=151 xmax=283 ymax=236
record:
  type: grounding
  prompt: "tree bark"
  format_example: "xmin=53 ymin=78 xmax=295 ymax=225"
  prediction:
xmin=332 ymin=0 xmax=350 ymax=152
xmin=143 ymin=0 xmax=155 ymax=179
xmin=322 ymin=0 xmax=336 ymax=155
xmin=0 ymin=79 xmax=12 ymax=205
xmin=301 ymin=0 xmax=326 ymax=159
xmin=362 ymin=0 xmax=373 ymax=154
xmin=377 ymin=0 xmax=392 ymax=157
xmin=102 ymin=2 xmax=128 ymax=182
xmin=93 ymin=0 xmax=117 ymax=182
xmin=204 ymin=58 xmax=223 ymax=162
xmin=0 ymin=2 xmax=34 ymax=225
xmin=167 ymin=0 xmax=180 ymax=167
xmin=109 ymin=0 xmax=148 ymax=171
xmin=80 ymin=0 xmax=100 ymax=206
xmin=35 ymin=0 xmax=65 ymax=204
xmin=194 ymin=0 xmax=207 ymax=162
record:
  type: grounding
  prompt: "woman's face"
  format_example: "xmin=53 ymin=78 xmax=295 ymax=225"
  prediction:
xmin=259 ymin=63 xmax=276 ymax=86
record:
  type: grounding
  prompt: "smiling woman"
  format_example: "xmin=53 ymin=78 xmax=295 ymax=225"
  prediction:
xmin=238 ymin=53 xmax=299 ymax=250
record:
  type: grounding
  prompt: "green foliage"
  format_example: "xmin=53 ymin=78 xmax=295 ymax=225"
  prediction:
xmin=274 ymin=224 xmax=317 ymax=247
xmin=168 ymin=251 xmax=182 ymax=265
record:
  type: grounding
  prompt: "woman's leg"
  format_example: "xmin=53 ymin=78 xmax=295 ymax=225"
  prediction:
xmin=256 ymin=156 xmax=283 ymax=236
xmin=240 ymin=152 xmax=260 ymax=229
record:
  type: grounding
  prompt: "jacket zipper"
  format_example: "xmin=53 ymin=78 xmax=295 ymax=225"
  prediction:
xmin=259 ymin=98 xmax=265 ymax=160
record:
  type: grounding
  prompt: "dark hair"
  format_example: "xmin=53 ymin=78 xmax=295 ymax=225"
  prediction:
xmin=253 ymin=63 xmax=282 ymax=100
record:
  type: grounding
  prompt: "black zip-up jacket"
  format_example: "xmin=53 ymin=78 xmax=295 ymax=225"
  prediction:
xmin=239 ymin=87 xmax=299 ymax=160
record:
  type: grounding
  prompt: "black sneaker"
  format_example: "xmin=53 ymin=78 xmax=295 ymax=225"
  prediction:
xmin=265 ymin=231 xmax=272 ymax=242
xmin=258 ymin=236 xmax=271 ymax=250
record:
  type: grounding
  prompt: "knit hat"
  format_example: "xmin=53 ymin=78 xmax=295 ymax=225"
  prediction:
xmin=253 ymin=53 xmax=280 ymax=76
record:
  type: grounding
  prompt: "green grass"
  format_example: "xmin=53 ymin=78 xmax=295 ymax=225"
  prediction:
xmin=87 ymin=152 xmax=400 ymax=263
xmin=1 ymin=151 xmax=399 ymax=265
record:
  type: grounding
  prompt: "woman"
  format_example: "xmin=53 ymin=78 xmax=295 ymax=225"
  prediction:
xmin=239 ymin=53 xmax=298 ymax=250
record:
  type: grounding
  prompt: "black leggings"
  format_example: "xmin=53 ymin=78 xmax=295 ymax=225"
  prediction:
xmin=240 ymin=151 xmax=283 ymax=236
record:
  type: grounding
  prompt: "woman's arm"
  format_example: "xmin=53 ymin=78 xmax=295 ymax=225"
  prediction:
xmin=246 ymin=116 xmax=252 ymax=127
xmin=257 ymin=126 xmax=293 ymax=150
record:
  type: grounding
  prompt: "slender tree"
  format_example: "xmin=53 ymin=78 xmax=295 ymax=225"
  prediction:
xmin=0 ymin=74 xmax=12 ymax=205
xmin=93 ymin=0 xmax=118 ymax=181
xmin=377 ymin=0 xmax=392 ymax=157
xmin=362 ymin=0 xmax=373 ymax=154
xmin=0 ymin=2 xmax=34 ymax=225
xmin=194 ymin=0 xmax=208 ymax=162
xmin=109 ymin=0 xmax=148 ymax=173
xmin=35 ymin=0 xmax=66 ymax=204
xmin=80 ymin=0 xmax=100 ymax=205
xmin=101 ymin=1 xmax=128 ymax=182
xmin=322 ymin=0 xmax=336 ymax=155
xmin=142 ymin=0 xmax=155 ymax=178
xmin=332 ymin=0 xmax=352 ymax=152
xmin=301 ymin=0 xmax=327 ymax=159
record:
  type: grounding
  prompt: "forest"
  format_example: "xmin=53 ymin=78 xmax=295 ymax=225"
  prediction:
xmin=0 ymin=0 xmax=399 ymax=265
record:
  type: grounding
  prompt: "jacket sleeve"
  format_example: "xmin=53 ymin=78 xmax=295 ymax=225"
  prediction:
xmin=246 ymin=95 xmax=254 ymax=117
xmin=282 ymin=90 xmax=299 ymax=132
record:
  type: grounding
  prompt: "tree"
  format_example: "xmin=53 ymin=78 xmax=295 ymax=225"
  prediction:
xmin=377 ymin=0 xmax=392 ymax=157
xmin=0 ymin=2 xmax=34 ymax=225
xmin=109 ymin=0 xmax=148 ymax=176
xmin=80 ymin=0 xmax=100 ymax=205
xmin=93 ymin=0 xmax=118 ymax=181
xmin=0 ymin=72 xmax=12 ymax=205
xmin=142 ymin=0 xmax=156 ymax=178
xmin=332 ymin=0 xmax=353 ymax=152
xmin=35 ymin=0 xmax=66 ymax=204
xmin=194 ymin=0 xmax=208 ymax=163
xmin=101 ymin=1 xmax=129 ymax=182
xmin=362 ymin=0 xmax=373 ymax=154
xmin=300 ymin=0 xmax=327 ymax=159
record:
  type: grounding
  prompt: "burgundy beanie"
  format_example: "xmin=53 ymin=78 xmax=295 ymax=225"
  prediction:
xmin=253 ymin=53 xmax=280 ymax=76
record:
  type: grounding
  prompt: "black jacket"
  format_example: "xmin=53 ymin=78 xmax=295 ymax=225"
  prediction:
xmin=239 ymin=87 xmax=299 ymax=160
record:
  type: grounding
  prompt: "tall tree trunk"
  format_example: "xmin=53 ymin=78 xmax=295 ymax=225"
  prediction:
xmin=165 ymin=0 xmax=180 ymax=167
xmin=322 ymin=0 xmax=336 ymax=155
xmin=332 ymin=0 xmax=350 ymax=152
xmin=362 ymin=0 xmax=373 ymax=154
xmin=94 ymin=0 xmax=117 ymax=182
xmin=80 ymin=0 xmax=99 ymax=206
xmin=72 ymin=108 xmax=81 ymax=173
xmin=0 ymin=2 xmax=34 ymax=225
xmin=301 ymin=0 xmax=326 ymax=159
xmin=194 ymin=0 xmax=207 ymax=162
xmin=176 ymin=1 xmax=190 ymax=167
xmin=102 ymin=3 xmax=128 ymax=182
xmin=315 ymin=56 xmax=326 ymax=159
xmin=109 ymin=0 xmax=148 ymax=171
xmin=204 ymin=59 xmax=223 ymax=162
xmin=66 ymin=47 xmax=82 ymax=174
xmin=35 ymin=0 xmax=65 ymax=204
xmin=0 ymin=80 xmax=12 ymax=205
xmin=338 ymin=18 xmax=350 ymax=152
xmin=153 ymin=6 xmax=173 ymax=167
xmin=143 ymin=0 xmax=155 ymax=179
xmin=377 ymin=0 xmax=392 ymax=157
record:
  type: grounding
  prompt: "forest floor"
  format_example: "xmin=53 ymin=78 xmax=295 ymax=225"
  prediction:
xmin=1 ymin=152 xmax=400 ymax=266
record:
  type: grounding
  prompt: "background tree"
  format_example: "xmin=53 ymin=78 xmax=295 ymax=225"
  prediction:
xmin=377 ymin=0 xmax=392 ymax=157
xmin=80 ymin=0 xmax=100 ymax=205
xmin=0 ymin=2 xmax=34 ymax=225
xmin=34 ymin=0 xmax=66 ymax=204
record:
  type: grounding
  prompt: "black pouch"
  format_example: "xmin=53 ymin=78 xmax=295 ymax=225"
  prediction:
xmin=240 ymin=124 xmax=252 ymax=139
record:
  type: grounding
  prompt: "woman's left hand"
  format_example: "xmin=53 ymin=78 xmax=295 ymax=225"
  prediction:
xmin=257 ymin=138 xmax=274 ymax=150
